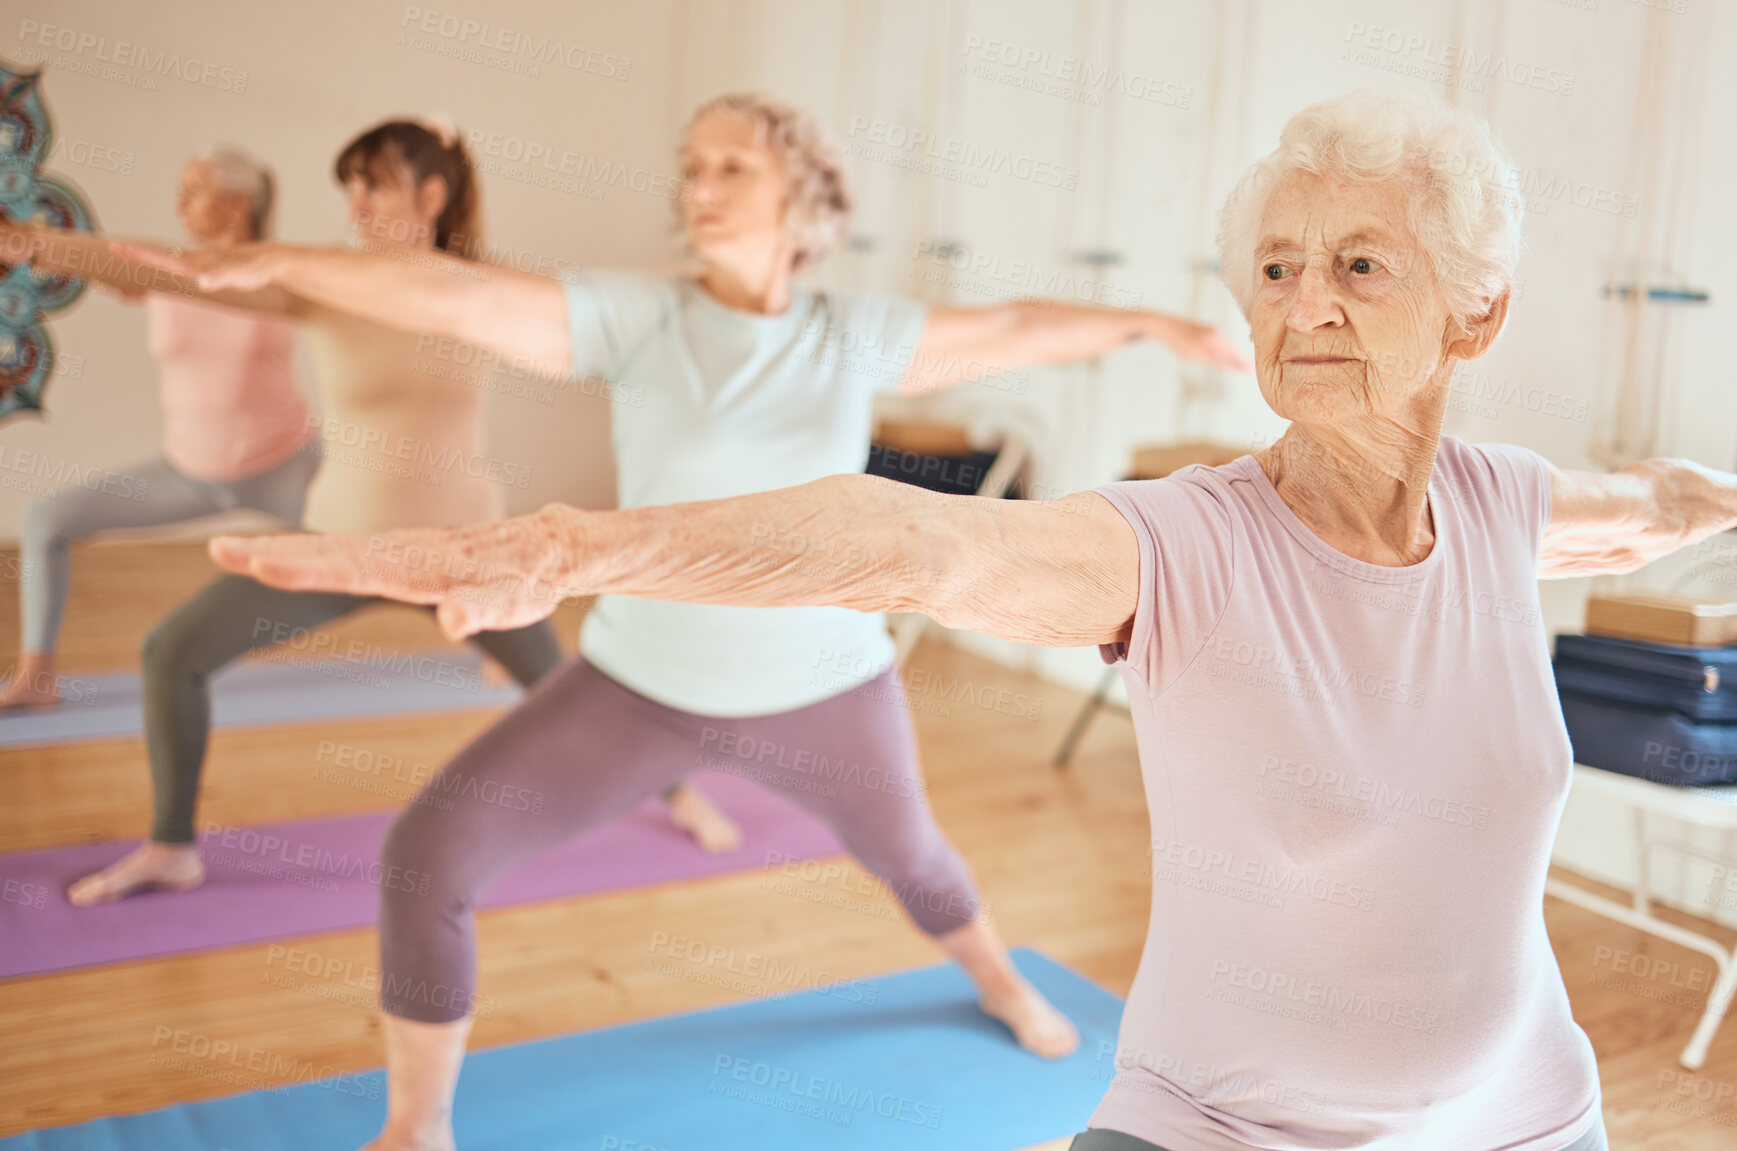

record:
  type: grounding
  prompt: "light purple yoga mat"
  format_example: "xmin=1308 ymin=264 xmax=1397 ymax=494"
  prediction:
xmin=0 ymin=773 xmax=844 ymax=979
xmin=0 ymin=654 xmax=525 ymax=749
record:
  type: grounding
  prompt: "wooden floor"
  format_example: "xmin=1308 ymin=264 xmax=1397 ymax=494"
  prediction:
xmin=1 ymin=539 xmax=1735 ymax=1148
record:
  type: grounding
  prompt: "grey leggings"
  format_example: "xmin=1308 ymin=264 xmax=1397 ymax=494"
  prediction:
xmin=378 ymin=656 xmax=981 ymax=1023
xmin=1067 ymin=1112 xmax=1610 ymax=1150
xmin=143 ymin=574 xmax=565 ymax=844
xmin=18 ymin=446 xmax=320 ymax=653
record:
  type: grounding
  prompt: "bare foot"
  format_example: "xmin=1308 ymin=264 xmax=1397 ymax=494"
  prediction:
xmin=67 ymin=842 xmax=204 ymax=907
xmin=979 ymin=980 xmax=1081 ymax=1059
xmin=666 ymin=784 xmax=744 ymax=853
xmin=0 ymin=654 xmax=60 ymax=709
xmin=935 ymin=908 xmax=1081 ymax=1058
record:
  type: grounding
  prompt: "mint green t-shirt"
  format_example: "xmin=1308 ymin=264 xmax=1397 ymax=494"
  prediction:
xmin=563 ymin=270 xmax=928 ymax=717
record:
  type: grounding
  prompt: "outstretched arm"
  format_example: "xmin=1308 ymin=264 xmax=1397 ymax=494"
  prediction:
xmin=1540 ymin=457 xmax=1737 ymax=578
xmin=115 ymin=240 xmax=572 ymax=380
xmin=0 ymin=223 xmax=303 ymax=316
xmin=209 ymin=473 xmax=1142 ymax=647
xmin=900 ymin=300 xmax=1251 ymax=394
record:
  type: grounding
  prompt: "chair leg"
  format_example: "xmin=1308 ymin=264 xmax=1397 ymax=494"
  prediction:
xmin=1053 ymin=666 xmax=1119 ymax=769
xmin=1632 ymin=808 xmax=1650 ymax=915
xmin=1681 ymin=949 xmax=1737 ymax=1070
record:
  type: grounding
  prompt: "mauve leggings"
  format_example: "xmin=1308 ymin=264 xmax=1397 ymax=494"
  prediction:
xmin=378 ymin=656 xmax=981 ymax=1023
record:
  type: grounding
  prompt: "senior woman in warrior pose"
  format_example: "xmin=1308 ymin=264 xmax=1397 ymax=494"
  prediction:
xmin=163 ymin=88 xmax=1681 ymax=1149
xmin=129 ymin=91 xmax=1250 ymax=1150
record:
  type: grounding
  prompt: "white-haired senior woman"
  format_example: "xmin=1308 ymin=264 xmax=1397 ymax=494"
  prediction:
xmin=197 ymin=88 xmax=1722 ymax=1149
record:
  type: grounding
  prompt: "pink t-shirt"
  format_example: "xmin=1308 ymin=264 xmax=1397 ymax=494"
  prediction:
xmin=145 ymin=293 xmax=312 ymax=483
xmin=1088 ymin=434 xmax=1601 ymax=1151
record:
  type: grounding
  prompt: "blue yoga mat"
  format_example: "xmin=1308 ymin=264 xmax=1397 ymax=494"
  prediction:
xmin=0 ymin=653 xmax=522 ymax=748
xmin=3 ymin=949 xmax=1122 ymax=1150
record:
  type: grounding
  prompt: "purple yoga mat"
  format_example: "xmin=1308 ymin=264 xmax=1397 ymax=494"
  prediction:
xmin=0 ymin=773 xmax=844 ymax=979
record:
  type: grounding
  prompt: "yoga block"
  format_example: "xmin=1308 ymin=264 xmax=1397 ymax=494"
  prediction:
xmin=1585 ymin=593 xmax=1737 ymax=647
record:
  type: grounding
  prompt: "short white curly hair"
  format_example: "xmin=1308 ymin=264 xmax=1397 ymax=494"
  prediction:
xmin=681 ymin=92 xmax=851 ymax=272
xmin=1216 ymin=88 xmax=1524 ymax=330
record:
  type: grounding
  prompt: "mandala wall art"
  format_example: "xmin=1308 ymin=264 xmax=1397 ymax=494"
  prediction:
xmin=0 ymin=58 xmax=97 ymax=421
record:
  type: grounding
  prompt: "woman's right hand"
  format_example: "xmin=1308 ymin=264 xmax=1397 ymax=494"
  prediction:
xmin=207 ymin=506 xmax=583 ymax=642
xmin=111 ymin=239 xmax=293 ymax=292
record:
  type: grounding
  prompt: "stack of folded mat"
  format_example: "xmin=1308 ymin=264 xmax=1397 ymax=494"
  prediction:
xmin=1553 ymin=593 xmax=1737 ymax=785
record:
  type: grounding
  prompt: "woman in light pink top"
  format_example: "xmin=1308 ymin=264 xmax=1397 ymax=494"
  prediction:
xmin=1 ymin=148 xmax=317 ymax=708
xmin=193 ymin=90 xmax=1735 ymax=1149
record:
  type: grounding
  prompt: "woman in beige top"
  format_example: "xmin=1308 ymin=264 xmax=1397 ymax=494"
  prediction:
xmin=3 ymin=119 xmax=746 ymax=904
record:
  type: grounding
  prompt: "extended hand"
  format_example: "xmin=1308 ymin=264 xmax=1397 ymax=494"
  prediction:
xmin=208 ymin=508 xmax=581 ymax=640
xmin=110 ymin=239 xmax=291 ymax=292
xmin=1158 ymin=317 xmax=1254 ymax=371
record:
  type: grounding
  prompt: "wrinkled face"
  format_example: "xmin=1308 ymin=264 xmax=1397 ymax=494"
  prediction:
xmin=678 ymin=112 xmax=789 ymax=264
xmin=343 ymin=154 xmax=444 ymax=250
xmin=1249 ymin=169 xmax=1459 ymax=429
xmin=175 ymin=160 xmax=251 ymax=242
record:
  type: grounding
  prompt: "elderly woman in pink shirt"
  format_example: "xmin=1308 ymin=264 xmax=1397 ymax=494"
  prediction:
xmin=166 ymin=89 xmax=1711 ymax=1150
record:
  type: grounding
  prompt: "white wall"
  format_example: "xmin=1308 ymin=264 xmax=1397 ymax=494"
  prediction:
xmin=8 ymin=0 xmax=1735 ymax=920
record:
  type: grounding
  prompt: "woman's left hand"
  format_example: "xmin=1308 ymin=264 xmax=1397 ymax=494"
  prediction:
xmin=111 ymin=240 xmax=292 ymax=292
xmin=208 ymin=508 xmax=581 ymax=641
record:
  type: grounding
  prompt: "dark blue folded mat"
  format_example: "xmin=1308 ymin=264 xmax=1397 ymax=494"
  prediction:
xmin=1557 ymin=691 xmax=1737 ymax=785
xmin=0 ymin=948 xmax=1123 ymax=1150
xmin=1553 ymin=633 xmax=1737 ymax=722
